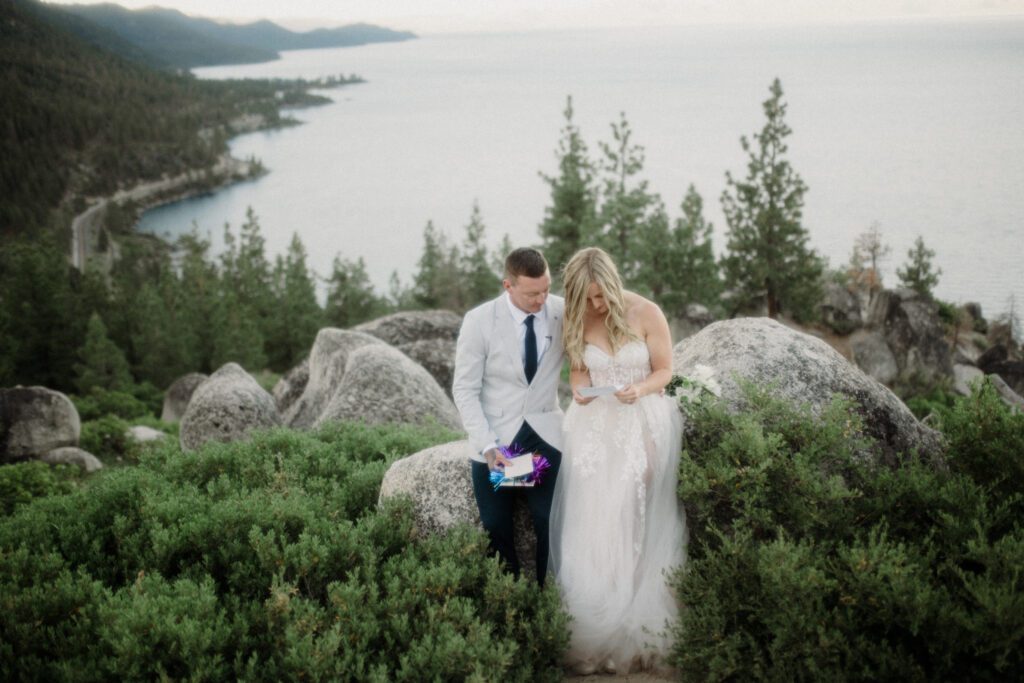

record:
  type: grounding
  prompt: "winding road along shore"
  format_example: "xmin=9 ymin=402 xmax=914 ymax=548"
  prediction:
xmin=70 ymin=154 xmax=256 ymax=270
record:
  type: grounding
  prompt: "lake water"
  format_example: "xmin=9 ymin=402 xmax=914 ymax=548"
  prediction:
xmin=137 ymin=18 xmax=1024 ymax=320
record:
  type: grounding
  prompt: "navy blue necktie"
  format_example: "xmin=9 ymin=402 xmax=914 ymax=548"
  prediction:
xmin=524 ymin=314 xmax=538 ymax=383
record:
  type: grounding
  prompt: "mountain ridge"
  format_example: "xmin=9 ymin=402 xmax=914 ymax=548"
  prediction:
xmin=56 ymin=2 xmax=417 ymax=69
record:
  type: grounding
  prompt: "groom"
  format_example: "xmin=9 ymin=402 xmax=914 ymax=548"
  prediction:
xmin=452 ymin=247 xmax=565 ymax=585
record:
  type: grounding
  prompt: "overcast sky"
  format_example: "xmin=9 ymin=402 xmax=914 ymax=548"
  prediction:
xmin=48 ymin=0 xmax=1024 ymax=33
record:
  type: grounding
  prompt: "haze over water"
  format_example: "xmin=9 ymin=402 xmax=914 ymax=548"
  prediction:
xmin=137 ymin=18 xmax=1024 ymax=320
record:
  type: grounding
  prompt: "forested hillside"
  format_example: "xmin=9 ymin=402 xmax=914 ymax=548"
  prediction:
xmin=57 ymin=3 xmax=416 ymax=69
xmin=0 ymin=0 xmax=337 ymax=236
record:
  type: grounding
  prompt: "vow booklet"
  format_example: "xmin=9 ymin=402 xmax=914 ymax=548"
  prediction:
xmin=578 ymin=384 xmax=624 ymax=398
xmin=502 ymin=455 xmax=534 ymax=479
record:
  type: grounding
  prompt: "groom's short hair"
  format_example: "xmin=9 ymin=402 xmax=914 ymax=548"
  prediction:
xmin=504 ymin=248 xmax=549 ymax=280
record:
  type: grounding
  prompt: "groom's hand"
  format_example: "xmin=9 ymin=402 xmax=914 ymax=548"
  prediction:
xmin=485 ymin=448 xmax=512 ymax=472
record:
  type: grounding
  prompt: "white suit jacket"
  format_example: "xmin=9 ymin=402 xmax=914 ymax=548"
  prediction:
xmin=452 ymin=294 xmax=566 ymax=462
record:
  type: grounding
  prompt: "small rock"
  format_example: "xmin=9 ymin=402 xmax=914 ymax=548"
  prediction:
xmin=40 ymin=446 xmax=103 ymax=473
xmin=126 ymin=425 xmax=168 ymax=443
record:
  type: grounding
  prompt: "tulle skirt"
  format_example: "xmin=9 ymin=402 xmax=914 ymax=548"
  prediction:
xmin=549 ymin=392 xmax=687 ymax=673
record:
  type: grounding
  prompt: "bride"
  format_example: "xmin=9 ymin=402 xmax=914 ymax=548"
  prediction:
xmin=549 ymin=247 xmax=687 ymax=675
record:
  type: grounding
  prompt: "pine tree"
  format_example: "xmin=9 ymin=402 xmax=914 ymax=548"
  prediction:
xmin=896 ymin=236 xmax=941 ymax=299
xmin=459 ymin=202 xmax=499 ymax=308
xmin=267 ymin=234 xmax=323 ymax=370
xmin=651 ymin=185 xmax=721 ymax=318
xmin=720 ymin=79 xmax=824 ymax=320
xmin=597 ymin=112 xmax=663 ymax=285
xmin=538 ymin=96 xmax=599 ymax=279
xmin=325 ymin=255 xmax=383 ymax=329
xmin=74 ymin=312 xmax=132 ymax=393
xmin=210 ymin=285 xmax=266 ymax=372
xmin=849 ymin=222 xmax=891 ymax=296
xmin=175 ymin=230 xmax=219 ymax=373
xmin=411 ymin=221 xmax=462 ymax=310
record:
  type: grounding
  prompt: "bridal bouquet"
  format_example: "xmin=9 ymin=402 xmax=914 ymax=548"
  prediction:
xmin=668 ymin=363 xmax=723 ymax=413
xmin=489 ymin=444 xmax=551 ymax=490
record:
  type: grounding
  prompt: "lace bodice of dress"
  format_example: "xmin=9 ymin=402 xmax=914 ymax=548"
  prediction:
xmin=584 ymin=339 xmax=651 ymax=387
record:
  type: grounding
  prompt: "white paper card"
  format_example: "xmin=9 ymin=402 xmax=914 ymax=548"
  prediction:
xmin=578 ymin=384 xmax=624 ymax=398
xmin=502 ymin=454 xmax=534 ymax=479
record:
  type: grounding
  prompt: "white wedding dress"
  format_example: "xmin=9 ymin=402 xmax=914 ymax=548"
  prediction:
xmin=549 ymin=340 xmax=687 ymax=673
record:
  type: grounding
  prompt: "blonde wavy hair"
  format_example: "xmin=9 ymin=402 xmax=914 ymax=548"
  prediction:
xmin=561 ymin=247 xmax=639 ymax=369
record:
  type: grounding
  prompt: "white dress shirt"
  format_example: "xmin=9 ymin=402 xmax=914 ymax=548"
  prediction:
xmin=504 ymin=292 xmax=552 ymax=366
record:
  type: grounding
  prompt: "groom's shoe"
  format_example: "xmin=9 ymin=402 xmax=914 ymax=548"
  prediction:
xmin=601 ymin=657 xmax=617 ymax=674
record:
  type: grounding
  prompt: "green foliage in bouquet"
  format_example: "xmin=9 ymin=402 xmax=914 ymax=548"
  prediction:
xmin=0 ymin=422 xmax=569 ymax=681
xmin=670 ymin=379 xmax=1023 ymax=681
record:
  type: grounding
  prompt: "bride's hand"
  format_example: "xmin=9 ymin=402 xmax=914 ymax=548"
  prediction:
xmin=572 ymin=386 xmax=596 ymax=405
xmin=615 ymin=384 xmax=644 ymax=404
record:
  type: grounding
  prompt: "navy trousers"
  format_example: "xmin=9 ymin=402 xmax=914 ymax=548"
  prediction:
xmin=470 ymin=421 xmax=562 ymax=585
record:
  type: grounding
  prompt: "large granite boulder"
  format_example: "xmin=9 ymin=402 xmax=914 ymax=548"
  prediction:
xmin=397 ymin=338 xmax=457 ymax=398
xmin=866 ymin=288 xmax=953 ymax=384
xmin=284 ymin=329 xmax=385 ymax=428
xmin=40 ymin=446 xmax=103 ymax=473
xmin=671 ymin=303 xmax=717 ymax=342
xmin=849 ymin=329 xmax=899 ymax=385
xmin=0 ymin=387 xmax=80 ymax=462
xmin=272 ymin=358 xmax=309 ymax=414
xmin=820 ymin=282 xmax=863 ymax=335
xmin=379 ymin=440 xmax=538 ymax=575
xmin=314 ymin=345 xmax=461 ymax=430
xmin=179 ymin=363 xmax=281 ymax=452
xmin=355 ymin=310 xmax=462 ymax=346
xmin=161 ymin=373 xmax=207 ymax=422
xmin=672 ymin=318 xmax=944 ymax=463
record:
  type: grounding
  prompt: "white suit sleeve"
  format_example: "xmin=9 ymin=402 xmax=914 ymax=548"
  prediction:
xmin=452 ymin=310 xmax=499 ymax=454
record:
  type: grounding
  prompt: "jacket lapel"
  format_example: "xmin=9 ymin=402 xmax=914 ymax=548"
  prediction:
xmin=494 ymin=296 xmax=527 ymax=384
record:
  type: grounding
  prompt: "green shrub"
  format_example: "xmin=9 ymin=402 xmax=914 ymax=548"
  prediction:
xmin=0 ymin=461 xmax=77 ymax=515
xmin=0 ymin=422 xmax=569 ymax=681
xmin=72 ymin=386 xmax=150 ymax=422
xmin=78 ymin=414 xmax=141 ymax=464
xmin=670 ymin=382 xmax=1023 ymax=681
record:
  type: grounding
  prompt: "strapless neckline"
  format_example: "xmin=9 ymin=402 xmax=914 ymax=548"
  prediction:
xmin=585 ymin=339 xmax=645 ymax=359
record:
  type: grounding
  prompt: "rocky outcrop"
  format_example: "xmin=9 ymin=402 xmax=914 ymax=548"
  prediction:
xmin=397 ymin=338 xmax=457 ymax=398
xmin=953 ymin=364 xmax=984 ymax=396
xmin=820 ymin=282 xmax=863 ymax=335
xmin=179 ymin=363 xmax=281 ymax=453
xmin=355 ymin=310 xmax=461 ymax=347
xmin=161 ymin=373 xmax=207 ymax=422
xmin=283 ymin=329 xmax=385 ymax=428
xmin=314 ymin=345 xmax=462 ymax=430
xmin=40 ymin=447 xmax=103 ymax=473
xmin=379 ymin=440 xmax=538 ymax=574
xmin=0 ymin=387 xmax=81 ymax=462
xmin=976 ymin=345 xmax=1024 ymax=396
xmin=865 ymin=288 xmax=953 ymax=384
xmin=849 ymin=329 xmax=898 ymax=385
xmin=672 ymin=318 xmax=945 ymax=463
xmin=272 ymin=358 xmax=309 ymax=414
